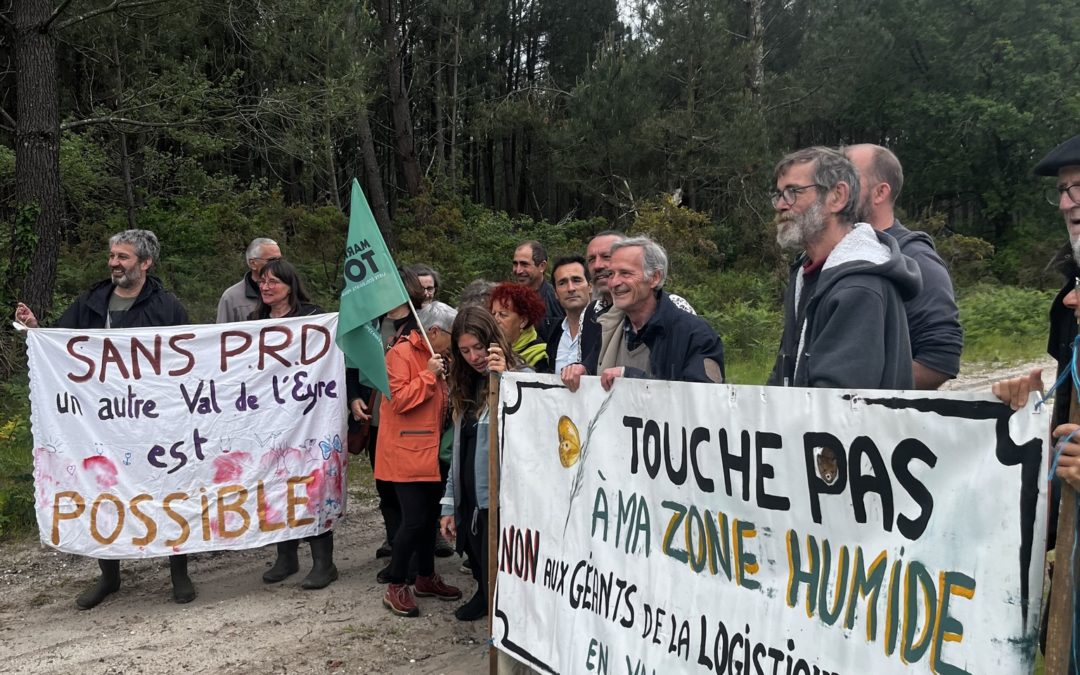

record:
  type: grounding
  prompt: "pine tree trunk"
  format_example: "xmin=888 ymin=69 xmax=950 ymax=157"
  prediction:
xmin=378 ymin=0 xmax=423 ymax=198
xmin=12 ymin=0 xmax=63 ymax=320
xmin=357 ymin=109 xmax=393 ymax=244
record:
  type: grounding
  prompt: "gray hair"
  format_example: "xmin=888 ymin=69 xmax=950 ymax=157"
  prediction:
xmin=774 ymin=146 xmax=861 ymax=224
xmin=610 ymin=236 xmax=668 ymax=288
xmin=246 ymin=237 xmax=279 ymax=261
xmin=109 ymin=229 xmax=159 ymax=264
xmin=418 ymin=300 xmax=458 ymax=332
xmin=458 ymin=279 xmax=496 ymax=307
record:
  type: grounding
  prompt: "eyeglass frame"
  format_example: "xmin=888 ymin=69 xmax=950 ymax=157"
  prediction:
xmin=249 ymin=256 xmax=281 ymax=264
xmin=257 ymin=278 xmax=284 ymax=288
xmin=1046 ymin=183 xmax=1080 ymax=206
xmin=770 ymin=183 xmax=826 ymax=207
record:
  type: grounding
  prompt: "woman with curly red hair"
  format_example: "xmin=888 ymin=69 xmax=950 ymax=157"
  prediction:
xmin=488 ymin=281 xmax=550 ymax=372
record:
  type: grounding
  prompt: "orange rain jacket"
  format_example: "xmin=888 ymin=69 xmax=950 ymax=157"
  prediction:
xmin=374 ymin=330 xmax=447 ymax=483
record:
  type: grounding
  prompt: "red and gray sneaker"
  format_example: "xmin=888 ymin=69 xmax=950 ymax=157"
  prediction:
xmin=414 ymin=573 xmax=462 ymax=600
xmin=383 ymin=583 xmax=419 ymax=617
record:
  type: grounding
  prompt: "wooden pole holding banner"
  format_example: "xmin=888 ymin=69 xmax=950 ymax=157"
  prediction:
xmin=1046 ymin=311 xmax=1080 ymax=674
xmin=487 ymin=371 xmax=500 ymax=675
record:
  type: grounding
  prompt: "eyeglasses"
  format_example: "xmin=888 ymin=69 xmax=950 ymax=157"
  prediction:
xmin=1046 ymin=184 xmax=1080 ymax=206
xmin=421 ymin=286 xmax=436 ymax=295
xmin=250 ymin=256 xmax=281 ymax=264
xmin=770 ymin=184 xmax=825 ymax=206
xmin=258 ymin=279 xmax=283 ymax=288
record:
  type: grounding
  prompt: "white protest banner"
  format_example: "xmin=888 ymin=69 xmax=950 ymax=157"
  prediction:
xmin=493 ymin=374 xmax=1047 ymax=675
xmin=27 ymin=314 xmax=347 ymax=559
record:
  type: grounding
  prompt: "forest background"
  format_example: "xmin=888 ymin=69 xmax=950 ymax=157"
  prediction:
xmin=0 ymin=0 xmax=1076 ymax=536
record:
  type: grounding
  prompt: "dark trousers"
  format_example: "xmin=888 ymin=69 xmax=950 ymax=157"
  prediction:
xmin=367 ymin=426 xmax=401 ymax=543
xmin=460 ymin=507 xmax=489 ymax=599
xmin=388 ymin=481 xmax=443 ymax=582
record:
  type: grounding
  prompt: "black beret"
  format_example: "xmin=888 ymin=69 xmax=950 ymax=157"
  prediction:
xmin=1034 ymin=134 xmax=1080 ymax=176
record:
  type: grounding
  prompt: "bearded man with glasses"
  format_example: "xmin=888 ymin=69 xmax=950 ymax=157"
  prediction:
xmin=766 ymin=146 xmax=922 ymax=390
xmin=216 ymin=237 xmax=281 ymax=323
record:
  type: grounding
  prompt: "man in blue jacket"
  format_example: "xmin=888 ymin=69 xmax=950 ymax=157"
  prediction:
xmin=581 ymin=235 xmax=725 ymax=391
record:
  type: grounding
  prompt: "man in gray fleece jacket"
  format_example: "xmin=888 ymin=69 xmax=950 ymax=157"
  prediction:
xmin=765 ymin=146 xmax=922 ymax=390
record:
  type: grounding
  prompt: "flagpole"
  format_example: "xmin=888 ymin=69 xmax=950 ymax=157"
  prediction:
xmin=407 ymin=300 xmax=436 ymax=356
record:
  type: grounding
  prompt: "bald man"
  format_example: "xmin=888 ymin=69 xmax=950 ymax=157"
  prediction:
xmin=845 ymin=144 xmax=962 ymax=389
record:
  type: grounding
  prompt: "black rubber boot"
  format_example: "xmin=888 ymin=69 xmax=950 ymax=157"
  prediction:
xmin=301 ymin=532 xmax=339 ymax=590
xmin=263 ymin=539 xmax=300 ymax=583
xmin=454 ymin=589 xmax=487 ymax=621
xmin=75 ymin=559 xmax=121 ymax=610
xmin=170 ymin=554 xmax=196 ymax=604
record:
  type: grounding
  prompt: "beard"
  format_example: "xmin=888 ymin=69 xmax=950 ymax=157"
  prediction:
xmin=775 ymin=201 xmax=827 ymax=251
xmin=854 ymin=193 xmax=872 ymax=224
xmin=1072 ymin=237 xmax=1080 ymax=267
xmin=111 ymin=267 xmax=142 ymax=289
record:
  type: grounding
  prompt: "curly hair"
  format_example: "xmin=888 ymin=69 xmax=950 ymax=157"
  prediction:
xmin=488 ymin=282 xmax=546 ymax=329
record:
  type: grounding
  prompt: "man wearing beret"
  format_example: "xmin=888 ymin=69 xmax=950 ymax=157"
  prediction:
xmin=994 ymin=134 xmax=1080 ymax=426
xmin=992 ymin=133 xmax=1080 ymax=658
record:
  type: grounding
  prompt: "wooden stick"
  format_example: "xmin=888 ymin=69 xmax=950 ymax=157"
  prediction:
xmin=487 ymin=372 xmax=500 ymax=675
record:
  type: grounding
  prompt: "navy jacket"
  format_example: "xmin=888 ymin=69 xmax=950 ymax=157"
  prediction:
xmin=593 ymin=290 xmax=725 ymax=383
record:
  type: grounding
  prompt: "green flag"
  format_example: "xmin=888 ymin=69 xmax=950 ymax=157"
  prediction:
xmin=335 ymin=178 xmax=408 ymax=397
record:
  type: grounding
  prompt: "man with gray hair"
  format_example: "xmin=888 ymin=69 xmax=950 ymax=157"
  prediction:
xmin=15 ymin=229 xmax=194 ymax=609
xmin=565 ymin=235 xmax=724 ymax=391
xmin=766 ymin=146 xmax=921 ymax=389
xmin=216 ymin=237 xmax=281 ymax=322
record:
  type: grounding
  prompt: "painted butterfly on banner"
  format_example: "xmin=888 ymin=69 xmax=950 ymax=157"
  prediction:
xmin=320 ymin=434 xmax=343 ymax=460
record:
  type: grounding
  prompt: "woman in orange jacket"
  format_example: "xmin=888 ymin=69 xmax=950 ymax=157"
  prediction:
xmin=377 ymin=301 xmax=463 ymax=617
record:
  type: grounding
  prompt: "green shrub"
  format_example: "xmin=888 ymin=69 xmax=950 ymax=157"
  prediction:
xmin=0 ymin=378 xmax=35 ymax=541
xmin=937 ymin=234 xmax=996 ymax=286
xmin=958 ymin=284 xmax=1055 ymax=363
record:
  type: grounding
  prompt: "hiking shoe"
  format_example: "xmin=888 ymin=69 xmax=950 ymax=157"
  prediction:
xmin=383 ymin=583 xmax=419 ymax=617
xmin=414 ymin=573 xmax=462 ymax=601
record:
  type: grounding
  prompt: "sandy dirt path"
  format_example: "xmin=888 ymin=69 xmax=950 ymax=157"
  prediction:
xmin=0 ymin=467 xmax=490 ymax=675
xmin=0 ymin=358 xmax=1056 ymax=675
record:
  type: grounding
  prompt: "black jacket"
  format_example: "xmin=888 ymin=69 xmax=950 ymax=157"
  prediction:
xmin=1044 ymin=244 xmax=1080 ymax=555
xmin=886 ymin=221 xmax=963 ymax=379
xmin=56 ymin=276 xmax=188 ymax=329
xmin=593 ymin=290 xmax=725 ymax=383
xmin=1048 ymin=243 xmax=1079 ymax=430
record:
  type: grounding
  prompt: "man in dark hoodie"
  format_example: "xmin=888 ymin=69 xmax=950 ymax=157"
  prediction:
xmin=766 ymin=146 xmax=922 ymax=390
xmin=845 ymin=144 xmax=963 ymax=389
xmin=15 ymin=229 xmax=194 ymax=609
